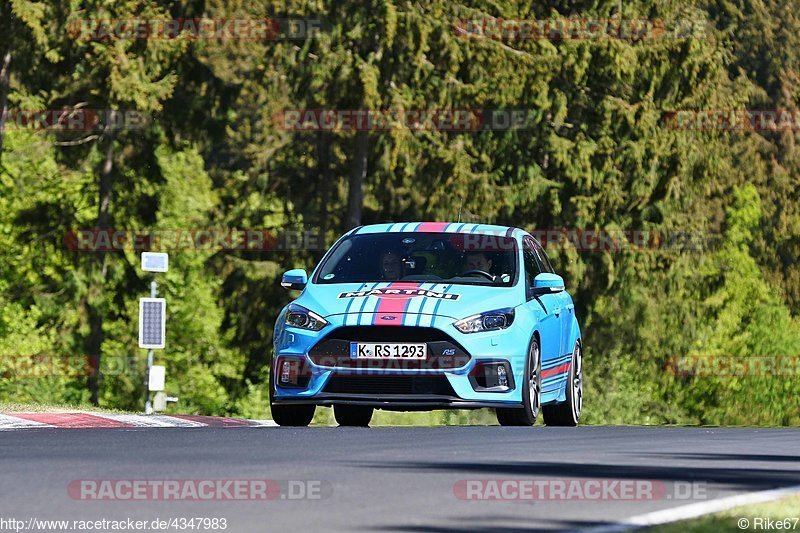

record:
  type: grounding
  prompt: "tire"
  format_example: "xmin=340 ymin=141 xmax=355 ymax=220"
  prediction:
xmin=269 ymin=366 xmax=315 ymax=427
xmin=333 ymin=404 xmax=374 ymax=427
xmin=543 ymin=341 xmax=583 ymax=426
xmin=271 ymin=403 xmax=316 ymax=427
xmin=496 ymin=336 xmax=541 ymax=426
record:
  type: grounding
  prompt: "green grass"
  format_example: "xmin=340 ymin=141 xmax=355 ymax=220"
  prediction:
xmin=311 ymin=406 xmax=500 ymax=426
xmin=0 ymin=401 xmax=134 ymax=414
xmin=647 ymin=494 xmax=800 ymax=532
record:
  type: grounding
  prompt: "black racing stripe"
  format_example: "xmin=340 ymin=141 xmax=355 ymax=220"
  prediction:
xmin=349 ymin=225 xmax=364 ymax=235
xmin=505 ymin=227 xmax=514 ymax=237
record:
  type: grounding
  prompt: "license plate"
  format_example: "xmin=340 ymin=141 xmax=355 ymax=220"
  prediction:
xmin=349 ymin=342 xmax=427 ymax=359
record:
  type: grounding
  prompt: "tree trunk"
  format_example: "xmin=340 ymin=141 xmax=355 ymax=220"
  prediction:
xmin=0 ymin=49 xmax=11 ymax=163
xmin=87 ymin=134 xmax=114 ymax=405
xmin=346 ymin=130 xmax=368 ymax=229
xmin=316 ymin=130 xmax=332 ymax=256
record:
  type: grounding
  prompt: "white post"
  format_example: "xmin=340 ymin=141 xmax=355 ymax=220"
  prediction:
xmin=144 ymin=279 xmax=157 ymax=414
xmin=140 ymin=252 xmax=168 ymax=414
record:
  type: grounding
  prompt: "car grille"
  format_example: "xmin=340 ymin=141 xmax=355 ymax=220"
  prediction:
xmin=308 ymin=326 xmax=470 ymax=369
xmin=323 ymin=326 xmax=454 ymax=342
xmin=322 ymin=375 xmax=456 ymax=396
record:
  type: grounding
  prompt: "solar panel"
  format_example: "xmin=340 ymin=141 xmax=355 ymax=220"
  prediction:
xmin=139 ymin=298 xmax=166 ymax=349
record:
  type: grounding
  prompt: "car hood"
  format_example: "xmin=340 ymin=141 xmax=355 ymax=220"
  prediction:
xmin=293 ymin=281 xmax=523 ymax=321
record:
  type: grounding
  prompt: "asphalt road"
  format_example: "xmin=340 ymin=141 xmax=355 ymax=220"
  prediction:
xmin=1 ymin=426 xmax=800 ymax=532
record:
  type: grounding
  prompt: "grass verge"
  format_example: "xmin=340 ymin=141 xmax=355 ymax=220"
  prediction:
xmin=647 ymin=494 xmax=800 ymax=532
xmin=0 ymin=401 xmax=134 ymax=414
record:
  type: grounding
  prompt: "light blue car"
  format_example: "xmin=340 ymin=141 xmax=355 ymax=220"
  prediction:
xmin=271 ymin=222 xmax=583 ymax=427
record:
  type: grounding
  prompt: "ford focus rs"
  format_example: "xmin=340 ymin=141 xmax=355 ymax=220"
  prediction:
xmin=270 ymin=222 xmax=583 ymax=427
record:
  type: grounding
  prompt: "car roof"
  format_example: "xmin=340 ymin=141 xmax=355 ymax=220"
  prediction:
xmin=350 ymin=222 xmax=522 ymax=237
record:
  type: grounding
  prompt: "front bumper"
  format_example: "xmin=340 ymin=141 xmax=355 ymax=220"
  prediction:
xmin=272 ymin=313 xmax=528 ymax=408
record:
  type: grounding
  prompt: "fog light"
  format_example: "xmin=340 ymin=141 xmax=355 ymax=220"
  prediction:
xmin=469 ymin=361 xmax=514 ymax=391
xmin=275 ymin=357 xmax=311 ymax=388
xmin=280 ymin=360 xmax=297 ymax=385
xmin=497 ymin=365 xmax=508 ymax=387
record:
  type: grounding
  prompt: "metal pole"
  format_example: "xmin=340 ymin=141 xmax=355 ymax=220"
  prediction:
xmin=144 ymin=279 xmax=157 ymax=414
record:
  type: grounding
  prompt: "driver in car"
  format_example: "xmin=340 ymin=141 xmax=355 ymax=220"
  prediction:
xmin=380 ymin=251 xmax=403 ymax=280
xmin=464 ymin=251 xmax=493 ymax=274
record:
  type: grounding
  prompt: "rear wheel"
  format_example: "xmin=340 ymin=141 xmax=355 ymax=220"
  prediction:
xmin=543 ymin=341 xmax=582 ymax=426
xmin=333 ymin=404 xmax=374 ymax=427
xmin=269 ymin=366 xmax=315 ymax=427
xmin=496 ymin=337 xmax=541 ymax=426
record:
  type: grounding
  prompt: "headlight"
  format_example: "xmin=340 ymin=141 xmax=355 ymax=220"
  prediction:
xmin=453 ymin=308 xmax=515 ymax=333
xmin=285 ymin=304 xmax=328 ymax=331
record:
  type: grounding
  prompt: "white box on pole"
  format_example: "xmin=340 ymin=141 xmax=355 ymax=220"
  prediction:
xmin=148 ymin=365 xmax=166 ymax=391
xmin=141 ymin=252 xmax=169 ymax=272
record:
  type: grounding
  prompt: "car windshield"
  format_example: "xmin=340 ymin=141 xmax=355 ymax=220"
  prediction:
xmin=315 ymin=232 xmax=517 ymax=286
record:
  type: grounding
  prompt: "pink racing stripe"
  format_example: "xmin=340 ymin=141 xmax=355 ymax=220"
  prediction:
xmin=12 ymin=413 xmax=137 ymax=428
xmin=541 ymin=363 xmax=571 ymax=380
xmin=373 ymin=283 xmax=421 ymax=326
xmin=416 ymin=222 xmax=450 ymax=233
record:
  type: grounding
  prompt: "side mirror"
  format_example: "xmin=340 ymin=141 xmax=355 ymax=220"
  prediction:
xmin=281 ymin=269 xmax=308 ymax=290
xmin=531 ymin=273 xmax=565 ymax=297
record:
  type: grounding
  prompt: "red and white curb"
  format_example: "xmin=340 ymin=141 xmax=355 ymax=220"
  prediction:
xmin=0 ymin=413 xmax=277 ymax=430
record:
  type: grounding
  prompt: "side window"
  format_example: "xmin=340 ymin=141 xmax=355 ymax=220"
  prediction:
xmin=522 ymin=240 xmax=541 ymax=299
xmin=531 ymin=239 xmax=554 ymax=273
xmin=524 ymin=237 xmax=546 ymax=273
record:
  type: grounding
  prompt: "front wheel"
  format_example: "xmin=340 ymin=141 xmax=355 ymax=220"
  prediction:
xmin=496 ymin=336 xmax=541 ymax=426
xmin=333 ymin=404 xmax=374 ymax=427
xmin=543 ymin=341 xmax=583 ymax=426
xmin=271 ymin=403 xmax=316 ymax=427
xmin=269 ymin=366 xmax=315 ymax=426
